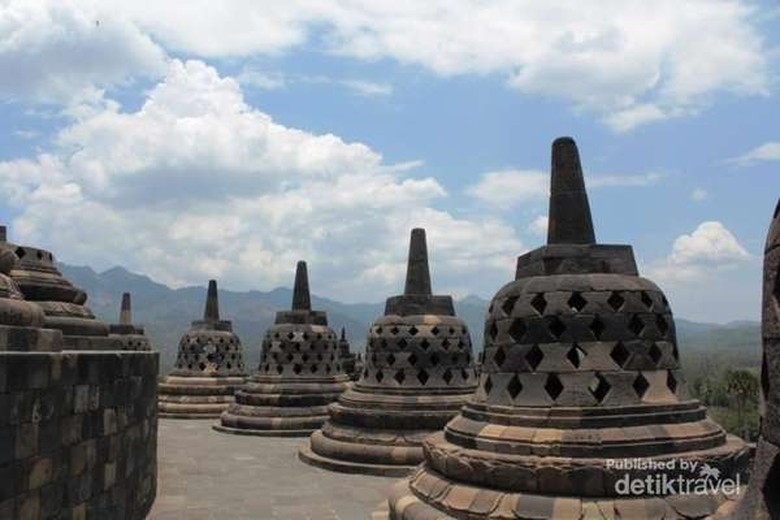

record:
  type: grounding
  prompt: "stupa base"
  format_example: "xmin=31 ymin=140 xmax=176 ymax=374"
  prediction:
xmin=216 ymin=406 xmax=328 ymax=436
xmin=212 ymin=423 xmax=314 ymax=437
xmin=384 ymin=471 xmax=742 ymax=520
xmin=158 ymin=375 xmax=244 ymax=419
xmin=298 ymin=443 xmax=418 ymax=477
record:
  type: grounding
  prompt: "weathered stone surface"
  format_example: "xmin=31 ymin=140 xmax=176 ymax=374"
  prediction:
xmin=384 ymin=138 xmax=749 ymax=519
xmin=215 ymin=261 xmax=349 ymax=436
xmin=301 ymin=230 xmax=477 ymax=475
xmin=158 ymin=280 xmax=247 ymax=418
xmin=731 ymin=198 xmax=780 ymax=519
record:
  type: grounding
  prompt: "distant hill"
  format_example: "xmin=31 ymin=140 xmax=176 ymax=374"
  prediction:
xmin=58 ymin=263 xmax=761 ymax=374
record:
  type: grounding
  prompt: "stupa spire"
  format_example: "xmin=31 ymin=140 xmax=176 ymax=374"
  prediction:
xmin=547 ymin=136 xmax=596 ymax=245
xmin=120 ymin=292 xmax=132 ymax=325
xmin=292 ymin=261 xmax=311 ymax=311
xmin=403 ymin=228 xmax=432 ymax=295
xmin=203 ymin=280 xmax=220 ymax=321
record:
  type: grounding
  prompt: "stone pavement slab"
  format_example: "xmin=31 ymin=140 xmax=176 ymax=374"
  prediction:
xmin=149 ymin=419 xmax=398 ymax=520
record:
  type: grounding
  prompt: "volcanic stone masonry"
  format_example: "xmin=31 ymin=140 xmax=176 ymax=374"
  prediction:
xmin=385 ymin=138 xmax=751 ymax=519
xmin=108 ymin=293 xmax=152 ymax=351
xmin=299 ymin=228 xmax=478 ymax=476
xmin=0 ymin=227 xmax=158 ymax=519
xmin=730 ymin=199 xmax=780 ymax=519
xmin=6 ymin=232 xmax=122 ymax=351
xmin=214 ymin=261 xmax=350 ymax=436
xmin=157 ymin=280 xmax=247 ymax=418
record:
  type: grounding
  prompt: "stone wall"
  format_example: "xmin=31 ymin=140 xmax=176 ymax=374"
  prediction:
xmin=0 ymin=350 xmax=158 ymax=520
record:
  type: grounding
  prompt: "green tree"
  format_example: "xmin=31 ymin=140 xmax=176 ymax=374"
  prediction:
xmin=724 ymin=369 xmax=760 ymax=440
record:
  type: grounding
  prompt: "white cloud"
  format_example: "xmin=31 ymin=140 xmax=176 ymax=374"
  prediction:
xmin=0 ymin=0 xmax=167 ymax=104
xmin=647 ymin=221 xmax=750 ymax=283
xmin=729 ymin=141 xmax=780 ymax=166
xmin=0 ymin=59 xmax=522 ymax=301
xmin=527 ymin=215 xmax=548 ymax=236
xmin=466 ymin=169 xmax=548 ymax=209
xmin=340 ymin=80 xmax=393 ymax=97
xmin=467 ymin=169 xmax=663 ymax=208
xmin=4 ymin=1 xmax=770 ymax=129
xmin=691 ymin=188 xmax=708 ymax=201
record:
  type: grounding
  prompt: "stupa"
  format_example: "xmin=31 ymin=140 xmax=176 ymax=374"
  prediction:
xmin=5 ymin=233 xmax=121 ymax=350
xmin=158 ymin=280 xmax=247 ymax=418
xmin=730 ymin=199 xmax=780 ymax=519
xmin=339 ymin=327 xmax=359 ymax=380
xmin=299 ymin=228 xmax=478 ymax=476
xmin=214 ymin=261 xmax=350 ymax=436
xmin=0 ymin=227 xmax=60 ymax=352
xmin=109 ymin=292 xmax=152 ymax=350
xmin=385 ymin=138 xmax=750 ymax=519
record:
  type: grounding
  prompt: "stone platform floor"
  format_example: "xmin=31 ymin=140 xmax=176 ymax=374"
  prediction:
xmin=149 ymin=419 xmax=397 ymax=520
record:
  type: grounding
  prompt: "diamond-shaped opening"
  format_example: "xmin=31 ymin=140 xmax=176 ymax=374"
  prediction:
xmin=589 ymin=373 xmax=611 ymax=403
xmin=276 ymin=365 xmax=283 ymax=374
xmin=633 ymin=373 xmax=650 ymax=398
xmin=488 ymin=321 xmax=499 ymax=341
xmin=568 ymin=292 xmax=588 ymax=312
xmin=409 ymin=326 xmax=419 ymax=336
xmin=443 ymin=368 xmax=453 ymax=384
xmin=430 ymin=352 xmax=440 ymax=365
xmin=502 ymin=296 xmax=518 ymax=317
xmin=14 ymin=247 xmax=25 ymax=259
xmin=390 ymin=326 xmax=399 ymax=335
xmin=317 ymin=353 xmax=324 ymax=361
xmin=610 ymin=341 xmax=630 ymax=367
xmin=310 ymin=364 xmax=317 ymax=373
xmin=408 ymin=353 xmax=418 ymax=366
xmin=526 ymin=344 xmax=544 ymax=370
xmin=566 ymin=343 xmax=586 ymax=368
xmin=431 ymin=326 xmax=440 ymax=336
xmin=293 ymin=364 xmax=302 ymax=374
xmin=325 ymin=364 xmax=331 ymax=374
xmin=507 ymin=374 xmax=523 ymax=399
xmin=484 ymin=375 xmax=493 ymax=395
xmin=589 ymin=317 xmax=606 ymax=340
xmin=376 ymin=326 xmax=383 ymax=335
xmin=387 ymin=353 xmax=396 ymax=366
xmin=371 ymin=353 xmax=378 ymax=364
xmin=287 ymin=331 xmax=295 ymax=340
xmin=607 ymin=292 xmax=625 ymax=311
xmin=302 ymin=332 xmax=309 ymax=341
xmin=493 ymin=348 xmax=507 ymax=368
xmin=506 ymin=319 xmax=526 ymax=343
xmin=394 ymin=369 xmax=406 ymax=384
xmin=316 ymin=333 xmax=323 ymax=340
xmin=398 ymin=338 xmax=408 ymax=349
xmin=461 ymin=368 xmax=469 ymax=380
xmin=640 ymin=292 xmax=654 ymax=310
xmin=420 ymin=338 xmax=431 ymax=350
xmin=302 ymin=353 xmax=310 ymax=362
xmin=376 ymin=370 xmax=384 ymax=382
xmin=649 ymin=343 xmax=663 ymax=365
xmin=545 ymin=374 xmax=564 ymax=401
xmin=531 ymin=293 xmax=548 ymax=315
xmin=661 ymin=295 xmax=669 ymax=308
xmin=380 ymin=338 xmax=388 ymax=349
xmin=441 ymin=339 xmax=450 ymax=350
xmin=547 ymin=316 xmax=566 ymax=339
xmin=667 ymin=371 xmax=678 ymax=393
xmin=628 ymin=315 xmax=645 ymax=336
xmin=417 ymin=369 xmax=429 ymax=385
xmin=286 ymin=353 xmax=294 ymax=363
xmin=656 ymin=315 xmax=670 ymax=337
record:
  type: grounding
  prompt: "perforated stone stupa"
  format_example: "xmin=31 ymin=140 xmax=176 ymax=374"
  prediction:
xmin=158 ymin=280 xmax=247 ymax=418
xmin=4 ymin=230 xmax=121 ymax=350
xmin=215 ymin=261 xmax=349 ymax=436
xmin=338 ymin=327 xmax=359 ymax=380
xmin=109 ymin=292 xmax=152 ymax=351
xmin=731 ymin=198 xmax=780 ymax=519
xmin=299 ymin=228 xmax=478 ymax=476
xmin=385 ymin=138 xmax=750 ymax=519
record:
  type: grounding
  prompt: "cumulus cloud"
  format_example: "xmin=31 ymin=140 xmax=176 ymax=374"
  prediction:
xmin=0 ymin=0 xmax=167 ymax=104
xmin=647 ymin=221 xmax=750 ymax=283
xmin=527 ymin=215 xmax=549 ymax=236
xmin=729 ymin=141 xmax=780 ymax=166
xmin=691 ymin=188 xmax=708 ymax=201
xmin=0 ymin=59 xmax=522 ymax=301
xmin=3 ymin=1 xmax=770 ymax=130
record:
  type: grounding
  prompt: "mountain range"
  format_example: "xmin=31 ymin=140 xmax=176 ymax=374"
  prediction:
xmin=58 ymin=264 xmax=762 ymax=374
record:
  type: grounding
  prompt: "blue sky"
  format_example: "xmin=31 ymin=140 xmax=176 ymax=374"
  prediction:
xmin=0 ymin=0 xmax=778 ymax=323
